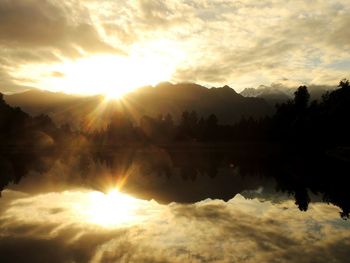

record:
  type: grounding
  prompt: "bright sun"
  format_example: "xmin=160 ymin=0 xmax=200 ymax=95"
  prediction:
xmin=11 ymin=40 xmax=186 ymax=98
xmin=53 ymin=54 xmax=174 ymax=99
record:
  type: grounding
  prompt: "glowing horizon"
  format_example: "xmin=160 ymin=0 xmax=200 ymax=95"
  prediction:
xmin=9 ymin=40 xmax=187 ymax=98
xmin=2 ymin=1 xmax=349 ymax=96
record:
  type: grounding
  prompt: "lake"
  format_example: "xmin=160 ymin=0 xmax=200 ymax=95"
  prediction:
xmin=0 ymin=145 xmax=349 ymax=262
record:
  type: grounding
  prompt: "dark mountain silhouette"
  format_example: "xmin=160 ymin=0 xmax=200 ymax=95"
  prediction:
xmin=4 ymin=83 xmax=273 ymax=129
xmin=4 ymin=89 xmax=104 ymax=130
xmin=126 ymin=83 xmax=273 ymax=124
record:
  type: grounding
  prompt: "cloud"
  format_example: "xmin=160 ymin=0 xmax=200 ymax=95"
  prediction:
xmin=169 ymin=0 xmax=350 ymax=89
xmin=0 ymin=66 xmax=33 ymax=93
xmin=0 ymin=0 xmax=127 ymax=93
xmin=51 ymin=71 xmax=65 ymax=78
xmin=0 ymin=0 xmax=119 ymax=55
xmin=0 ymin=190 xmax=349 ymax=263
xmin=1 ymin=0 xmax=350 ymax=93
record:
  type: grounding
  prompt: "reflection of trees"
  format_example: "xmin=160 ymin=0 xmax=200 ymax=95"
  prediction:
xmin=94 ymin=145 xmax=350 ymax=219
xmin=175 ymin=150 xmax=222 ymax=180
xmin=133 ymin=144 xmax=350 ymax=219
xmin=235 ymin=148 xmax=350 ymax=219
xmin=0 ymin=94 xmax=88 ymax=194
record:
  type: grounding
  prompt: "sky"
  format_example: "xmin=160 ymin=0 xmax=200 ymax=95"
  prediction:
xmin=0 ymin=0 xmax=349 ymax=96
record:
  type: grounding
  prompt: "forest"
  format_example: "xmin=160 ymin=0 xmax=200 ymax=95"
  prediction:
xmin=90 ymin=79 xmax=350 ymax=147
xmin=1 ymin=79 xmax=350 ymax=149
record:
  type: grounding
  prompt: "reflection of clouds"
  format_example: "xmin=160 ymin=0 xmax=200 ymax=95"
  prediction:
xmin=0 ymin=190 xmax=349 ymax=263
xmin=1 ymin=190 xmax=163 ymax=229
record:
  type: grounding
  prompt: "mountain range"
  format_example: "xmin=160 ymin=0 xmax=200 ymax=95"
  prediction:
xmin=3 ymin=82 xmax=273 ymax=130
xmin=3 ymin=82 xmax=335 ymax=131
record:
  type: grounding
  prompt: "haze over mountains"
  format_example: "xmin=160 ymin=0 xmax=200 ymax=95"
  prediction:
xmin=240 ymin=83 xmax=335 ymax=106
xmin=4 ymin=89 xmax=103 ymax=129
xmin=3 ymin=82 xmax=273 ymax=129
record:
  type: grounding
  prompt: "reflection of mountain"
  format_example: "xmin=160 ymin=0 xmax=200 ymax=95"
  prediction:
xmin=4 ymin=83 xmax=273 ymax=128
xmin=85 ymin=145 xmax=350 ymax=219
xmin=101 ymin=147 xmax=268 ymax=203
xmin=1 ymin=117 xmax=350 ymax=219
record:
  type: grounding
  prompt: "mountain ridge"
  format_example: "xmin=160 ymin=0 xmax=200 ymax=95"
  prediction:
xmin=3 ymin=82 xmax=273 ymax=130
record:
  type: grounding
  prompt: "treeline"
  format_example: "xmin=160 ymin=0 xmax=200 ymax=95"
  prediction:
xmin=0 ymin=93 xmax=89 ymax=192
xmin=90 ymin=79 xmax=350 ymax=147
xmin=0 ymin=93 xmax=79 ymax=151
xmin=1 ymin=78 xmax=349 ymax=149
xmin=272 ymin=79 xmax=350 ymax=146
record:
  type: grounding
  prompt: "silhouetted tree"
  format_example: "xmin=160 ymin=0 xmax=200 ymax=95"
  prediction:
xmin=338 ymin=78 xmax=350 ymax=89
xmin=207 ymin=114 xmax=218 ymax=128
xmin=294 ymin=85 xmax=310 ymax=111
xmin=204 ymin=114 xmax=218 ymax=141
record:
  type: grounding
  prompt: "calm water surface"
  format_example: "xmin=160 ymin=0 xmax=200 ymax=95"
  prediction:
xmin=0 ymin=146 xmax=349 ymax=262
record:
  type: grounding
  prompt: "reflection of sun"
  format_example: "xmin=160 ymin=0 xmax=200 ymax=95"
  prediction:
xmin=84 ymin=189 xmax=142 ymax=227
xmin=1 ymin=189 xmax=164 ymax=229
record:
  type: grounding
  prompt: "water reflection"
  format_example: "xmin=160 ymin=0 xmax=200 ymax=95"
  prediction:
xmin=80 ymin=190 xmax=160 ymax=227
xmin=90 ymin=146 xmax=350 ymax=219
xmin=1 ymin=146 xmax=350 ymax=261
xmin=1 ymin=189 xmax=161 ymax=228
xmin=0 ymin=189 xmax=349 ymax=262
xmin=1 ymin=145 xmax=350 ymax=219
